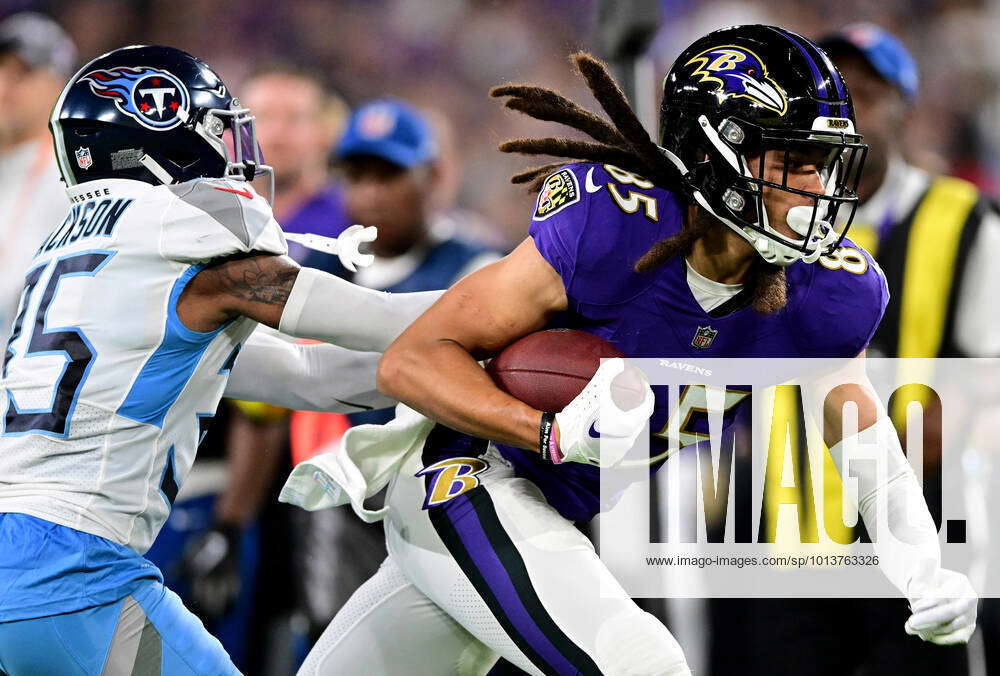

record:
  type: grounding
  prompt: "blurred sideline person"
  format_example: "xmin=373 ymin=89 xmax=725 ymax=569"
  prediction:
xmin=291 ymin=99 xmax=500 ymax=644
xmin=149 ymin=66 xmax=352 ymax=673
xmin=716 ymin=24 xmax=997 ymax=676
xmin=823 ymin=24 xmax=1000 ymax=363
xmin=0 ymin=12 xmax=76 ymax=344
xmin=245 ymin=65 xmax=350 ymax=265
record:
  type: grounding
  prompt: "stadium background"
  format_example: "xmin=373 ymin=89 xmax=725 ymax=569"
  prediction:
xmin=16 ymin=0 xmax=1000 ymax=248
xmin=1 ymin=0 xmax=997 ymax=674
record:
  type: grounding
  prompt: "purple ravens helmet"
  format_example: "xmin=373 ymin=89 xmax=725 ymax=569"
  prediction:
xmin=659 ymin=25 xmax=868 ymax=266
xmin=50 ymin=45 xmax=272 ymax=198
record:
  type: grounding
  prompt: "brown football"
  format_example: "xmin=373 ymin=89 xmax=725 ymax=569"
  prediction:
xmin=486 ymin=329 xmax=626 ymax=412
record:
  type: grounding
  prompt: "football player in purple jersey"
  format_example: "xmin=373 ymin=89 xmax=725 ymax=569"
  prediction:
xmin=299 ymin=25 xmax=977 ymax=676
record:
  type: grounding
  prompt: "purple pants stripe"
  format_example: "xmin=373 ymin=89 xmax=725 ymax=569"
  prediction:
xmin=442 ymin=493 xmax=581 ymax=674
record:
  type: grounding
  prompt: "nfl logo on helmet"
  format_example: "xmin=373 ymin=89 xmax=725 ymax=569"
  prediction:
xmin=74 ymin=146 xmax=93 ymax=170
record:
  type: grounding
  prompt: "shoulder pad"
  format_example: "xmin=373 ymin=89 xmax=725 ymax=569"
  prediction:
xmin=159 ymin=178 xmax=287 ymax=263
xmin=528 ymin=163 xmax=685 ymax=306
xmin=790 ymin=239 xmax=888 ymax=357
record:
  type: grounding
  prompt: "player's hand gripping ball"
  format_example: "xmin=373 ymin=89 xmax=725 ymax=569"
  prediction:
xmin=487 ymin=329 xmax=653 ymax=466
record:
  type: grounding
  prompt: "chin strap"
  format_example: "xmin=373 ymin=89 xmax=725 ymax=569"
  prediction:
xmin=139 ymin=154 xmax=176 ymax=185
xmin=284 ymin=225 xmax=378 ymax=272
xmin=685 ymin=179 xmax=801 ymax=268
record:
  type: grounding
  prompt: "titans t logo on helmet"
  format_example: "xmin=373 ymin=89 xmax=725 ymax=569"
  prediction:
xmin=684 ymin=46 xmax=788 ymax=115
xmin=79 ymin=66 xmax=190 ymax=131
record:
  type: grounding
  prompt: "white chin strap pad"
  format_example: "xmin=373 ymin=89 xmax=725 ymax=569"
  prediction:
xmin=760 ymin=205 xmax=837 ymax=265
xmin=787 ymin=204 xmax=839 ymax=263
xmin=786 ymin=204 xmax=827 ymax=237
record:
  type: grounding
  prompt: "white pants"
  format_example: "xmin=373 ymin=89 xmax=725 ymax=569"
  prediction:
xmin=299 ymin=443 xmax=690 ymax=676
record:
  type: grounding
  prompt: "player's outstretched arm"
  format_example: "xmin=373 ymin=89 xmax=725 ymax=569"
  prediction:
xmin=224 ymin=329 xmax=395 ymax=412
xmin=810 ymin=363 xmax=977 ymax=645
xmin=377 ymin=237 xmax=568 ymax=450
xmin=178 ymin=253 xmax=443 ymax=352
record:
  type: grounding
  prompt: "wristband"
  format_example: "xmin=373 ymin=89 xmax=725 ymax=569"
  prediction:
xmin=539 ymin=411 xmax=560 ymax=464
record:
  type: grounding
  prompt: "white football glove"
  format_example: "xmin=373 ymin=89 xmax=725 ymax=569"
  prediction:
xmin=283 ymin=224 xmax=377 ymax=271
xmin=553 ymin=358 xmax=655 ymax=467
xmin=905 ymin=561 xmax=978 ymax=645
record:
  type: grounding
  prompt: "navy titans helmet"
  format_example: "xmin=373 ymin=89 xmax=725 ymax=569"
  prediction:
xmin=50 ymin=45 xmax=272 ymax=198
xmin=659 ymin=25 xmax=868 ymax=266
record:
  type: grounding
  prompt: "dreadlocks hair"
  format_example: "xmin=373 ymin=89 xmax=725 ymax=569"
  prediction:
xmin=491 ymin=50 xmax=789 ymax=314
xmin=490 ymin=52 xmax=679 ymax=196
xmin=633 ymin=213 xmax=714 ymax=274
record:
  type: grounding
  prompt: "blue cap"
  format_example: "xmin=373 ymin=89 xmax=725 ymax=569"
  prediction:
xmin=819 ymin=23 xmax=918 ymax=102
xmin=335 ymin=99 xmax=437 ymax=168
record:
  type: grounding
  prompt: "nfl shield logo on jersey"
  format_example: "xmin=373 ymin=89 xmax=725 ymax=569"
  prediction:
xmin=75 ymin=146 xmax=93 ymax=170
xmin=691 ymin=325 xmax=717 ymax=349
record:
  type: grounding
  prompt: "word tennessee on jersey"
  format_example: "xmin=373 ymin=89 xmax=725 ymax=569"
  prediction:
xmin=0 ymin=177 xmax=285 ymax=553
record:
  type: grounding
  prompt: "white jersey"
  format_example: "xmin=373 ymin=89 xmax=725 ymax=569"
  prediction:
xmin=0 ymin=176 xmax=286 ymax=553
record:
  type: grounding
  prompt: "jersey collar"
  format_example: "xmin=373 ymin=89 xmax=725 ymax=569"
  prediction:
xmin=66 ymin=178 xmax=156 ymax=202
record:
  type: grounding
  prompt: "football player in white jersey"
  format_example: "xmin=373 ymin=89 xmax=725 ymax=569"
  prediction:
xmin=0 ymin=45 xmax=440 ymax=675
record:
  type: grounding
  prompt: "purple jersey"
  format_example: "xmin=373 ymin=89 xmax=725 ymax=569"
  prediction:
xmin=424 ymin=163 xmax=888 ymax=522
xmin=281 ymin=185 xmax=350 ymax=264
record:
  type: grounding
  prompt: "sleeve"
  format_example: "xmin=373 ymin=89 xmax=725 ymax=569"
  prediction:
xmin=526 ymin=165 xmax=591 ymax=296
xmin=159 ymin=178 xmax=287 ymax=263
xmin=795 ymin=242 xmax=890 ymax=357
xmin=277 ymin=267 xmax=444 ymax=353
xmin=224 ymin=328 xmax=395 ymax=413
xmin=527 ymin=163 xmax=675 ymax=308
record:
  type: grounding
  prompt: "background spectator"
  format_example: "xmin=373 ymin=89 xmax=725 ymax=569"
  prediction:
xmin=244 ymin=65 xmax=350 ymax=264
xmin=0 ymin=11 xmax=76 ymax=344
